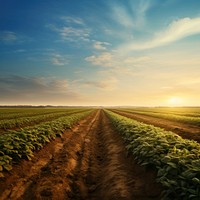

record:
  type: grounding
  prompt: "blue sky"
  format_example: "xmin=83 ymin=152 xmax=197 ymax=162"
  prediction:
xmin=1 ymin=0 xmax=200 ymax=106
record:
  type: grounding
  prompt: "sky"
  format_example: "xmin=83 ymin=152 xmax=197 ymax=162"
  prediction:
xmin=0 ymin=0 xmax=200 ymax=106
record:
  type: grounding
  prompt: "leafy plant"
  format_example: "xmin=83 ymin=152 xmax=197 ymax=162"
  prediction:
xmin=0 ymin=109 xmax=93 ymax=176
xmin=105 ymin=110 xmax=200 ymax=199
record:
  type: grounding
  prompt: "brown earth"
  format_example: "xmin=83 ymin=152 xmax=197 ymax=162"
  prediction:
xmin=0 ymin=110 xmax=162 ymax=200
xmin=110 ymin=109 xmax=200 ymax=143
xmin=0 ymin=110 xmax=89 ymax=135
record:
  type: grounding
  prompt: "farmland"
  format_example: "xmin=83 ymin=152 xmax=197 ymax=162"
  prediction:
xmin=0 ymin=107 xmax=200 ymax=199
xmin=110 ymin=107 xmax=200 ymax=143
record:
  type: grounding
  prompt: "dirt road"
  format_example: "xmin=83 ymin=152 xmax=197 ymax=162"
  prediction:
xmin=111 ymin=109 xmax=200 ymax=143
xmin=0 ymin=110 xmax=162 ymax=200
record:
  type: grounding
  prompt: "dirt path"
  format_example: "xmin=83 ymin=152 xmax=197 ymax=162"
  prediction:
xmin=111 ymin=110 xmax=200 ymax=143
xmin=0 ymin=110 xmax=162 ymax=200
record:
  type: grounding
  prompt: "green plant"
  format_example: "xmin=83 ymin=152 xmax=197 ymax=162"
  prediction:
xmin=105 ymin=110 xmax=200 ymax=199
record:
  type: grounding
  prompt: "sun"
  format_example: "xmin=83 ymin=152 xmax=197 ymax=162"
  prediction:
xmin=168 ymin=97 xmax=183 ymax=106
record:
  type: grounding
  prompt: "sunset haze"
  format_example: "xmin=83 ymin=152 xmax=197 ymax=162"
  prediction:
xmin=1 ymin=0 xmax=200 ymax=106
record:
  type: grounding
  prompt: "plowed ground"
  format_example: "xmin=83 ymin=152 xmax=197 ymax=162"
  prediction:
xmin=111 ymin=110 xmax=200 ymax=143
xmin=0 ymin=110 xmax=162 ymax=200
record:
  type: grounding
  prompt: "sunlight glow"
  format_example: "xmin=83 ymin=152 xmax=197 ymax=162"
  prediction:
xmin=168 ymin=97 xmax=183 ymax=106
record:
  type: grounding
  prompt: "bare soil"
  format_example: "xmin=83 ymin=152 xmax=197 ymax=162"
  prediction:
xmin=111 ymin=110 xmax=200 ymax=143
xmin=0 ymin=110 xmax=89 ymax=135
xmin=0 ymin=110 xmax=162 ymax=200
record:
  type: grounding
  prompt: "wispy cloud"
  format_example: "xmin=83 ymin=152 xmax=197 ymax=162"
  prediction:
xmin=112 ymin=4 xmax=133 ymax=28
xmin=124 ymin=56 xmax=152 ymax=64
xmin=0 ymin=75 xmax=81 ymax=105
xmin=121 ymin=17 xmax=200 ymax=51
xmin=59 ymin=26 xmax=90 ymax=42
xmin=0 ymin=31 xmax=31 ymax=44
xmin=48 ymin=16 xmax=90 ymax=43
xmin=134 ymin=0 xmax=152 ymax=27
xmin=0 ymin=75 xmax=67 ymax=93
xmin=93 ymin=41 xmax=111 ymax=50
xmin=0 ymin=31 xmax=17 ymax=43
xmin=85 ymin=51 xmax=152 ymax=69
xmin=85 ymin=52 xmax=114 ymax=67
xmin=83 ymin=77 xmax=118 ymax=91
xmin=25 ymin=49 xmax=69 ymax=66
xmin=111 ymin=0 xmax=151 ymax=29
xmin=60 ymin=16 xmax=85 ymax=25
xmin=51 ymin=57 xmax=64 ymax=66
xmin=14 ymin=49 xmax=27 ymax=53
xmin=51 ymin=53 xmax=68 ymax=66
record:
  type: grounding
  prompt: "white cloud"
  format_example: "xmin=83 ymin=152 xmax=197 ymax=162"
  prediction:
xmin=60 ymin=16 xmax=85 ymax=25
xmin=93 ymin=41 xmax=111 ymax=50
xmin=85 ymin=52 xmax=152 ymax=69
xmin=52 ymin=57 xmax=65 ymax=66
xmin=60 ymin=26 xmax=90 ymax=42
xmin=131 ymin=0 xmax=151 ymax=28
xmin=111 ymin=0 xmax=151 ymax=29
xmin=122 ymin=17 xmax=200 ymax=50
xmin=51 ymin=53 xmax=68 ymax=66
xmin=85 ymin=52 xmax=114 ymax=67
xmin=48 ymin=16 xmax=91 ymax=43
xmin=112 ymin=5 xmax=133 ymax=28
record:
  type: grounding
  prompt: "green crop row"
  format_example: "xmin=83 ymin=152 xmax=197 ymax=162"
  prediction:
xmin=0 ymin=110 xmax=94 ymax=177
xmin=115 ymin=107 xmax=200 ymax=117
xmin=0 ymin=109 xmax=90 ymax=131
xmin=0 ymin=108 xmax=64 ymax=120
xmin=0 ymin=108 xmax=85 ymax=120
xmin=112 ymin=108 xmax=200 ymax=126
xmin=105 ymin=110 xmax=200 ymax=199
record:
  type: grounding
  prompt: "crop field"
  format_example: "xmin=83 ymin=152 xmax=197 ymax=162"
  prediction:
xmin=110 ymin=107 xmax=200 ymax=143
xmin=0 ymin=107 xmax=200 ymax=199
xmin=111 ymin=107 xmax=200 ymax=125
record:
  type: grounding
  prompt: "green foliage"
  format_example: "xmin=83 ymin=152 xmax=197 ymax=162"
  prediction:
xmin=105 ymin=110 xmax=200 ymax=199
xmin=0 ymin=108 xmax=90 ymax=131
xmin=112 ymin=108 xmax=200 ymax=126
xmin=0 ymin=110 xmax=93 ymax=176
xmin=0 ymin=151 xmax=12 ymax=177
